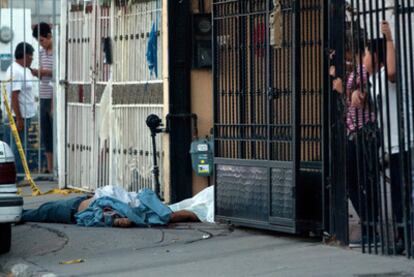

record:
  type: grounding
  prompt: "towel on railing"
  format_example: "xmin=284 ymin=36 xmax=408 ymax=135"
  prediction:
xmin=146 ymin=22 xmax=158 ymax=78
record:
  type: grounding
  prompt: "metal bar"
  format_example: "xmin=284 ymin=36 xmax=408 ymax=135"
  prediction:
xmin=405 ymin=0 xmax=414 ymax=259
xmin=292 ymin=0 xmax=301 ymax=223
xmin=400 ymin=0 xmax=413 ymax=258
xmin=394 ymin=0 xmax=410 ymax=258
xmin=328 ymin=0 xmax=348 ymax=245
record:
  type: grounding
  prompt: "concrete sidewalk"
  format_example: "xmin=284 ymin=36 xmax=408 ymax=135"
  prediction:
xmin=1 ymin=182 xmax=414 ymax=277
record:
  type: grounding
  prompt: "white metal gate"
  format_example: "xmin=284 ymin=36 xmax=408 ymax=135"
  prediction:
xmin=62 ymin=0 xmax=163 ymax=192
xmin=0 ymin=1 xmax=60 ymax=180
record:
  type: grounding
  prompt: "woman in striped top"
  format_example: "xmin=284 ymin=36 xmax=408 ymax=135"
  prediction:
xmin=331 ymin=29 xmax=379 ymax=243
xmin=31 ymin=22 xmax=54 ymax=175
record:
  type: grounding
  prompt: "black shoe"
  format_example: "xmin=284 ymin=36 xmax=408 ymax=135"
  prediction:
xmin=385 ymin=239 xmax=405 ymax=255
xmin=395 ymin=239 xmax=405 ymax=255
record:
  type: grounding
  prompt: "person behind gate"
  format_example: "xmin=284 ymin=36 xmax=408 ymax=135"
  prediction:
xmin=5 ymin=42 xmax=37 ymax=175
xmin=31 ymin=22 xmax=54 ymax=175
xmin=354 ymin=20 xmax=407 ymax=253
xmin=331 ymin=25 xmax=378 ymax=244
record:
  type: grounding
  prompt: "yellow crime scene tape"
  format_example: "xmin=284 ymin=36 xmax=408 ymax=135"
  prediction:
xmin=1 ymin=81 xmax=82 ymax=196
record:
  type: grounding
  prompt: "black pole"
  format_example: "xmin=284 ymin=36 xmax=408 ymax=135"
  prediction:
xmin=168 ymin=0 xmax=193 ymax=203
xmin=146 ymin=114 xmax=164 ymax=199
xmin=150 ymin=132 xmax=161 ymax=198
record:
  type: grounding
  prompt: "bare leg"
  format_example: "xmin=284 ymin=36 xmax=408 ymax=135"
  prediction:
xmin=169 ymin=210 xmax=200 ymax=223
xmin=113 ymin=218 xmax=133 ymax=228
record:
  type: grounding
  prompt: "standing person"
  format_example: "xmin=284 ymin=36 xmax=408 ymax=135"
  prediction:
xmin=31 ymin=22 xmax=54 ymax=175
xmin=331 ymin=26 xmax=378 ymax=244
xmin=6 ymin=42 xmax=37 ymax=175
xmin=356 ymin=20 xmax=407 ymax=253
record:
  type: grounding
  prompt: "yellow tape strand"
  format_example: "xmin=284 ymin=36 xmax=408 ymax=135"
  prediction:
xmin=1 ymin=82 xmax=82 ymax=196
xmin=59 ymin=259 xmax=84 ymax=265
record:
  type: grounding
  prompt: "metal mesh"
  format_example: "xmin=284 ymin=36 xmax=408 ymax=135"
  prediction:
xmin=213 ymin=0 xmax=323 ymax=162
xmin=64 ymin=0 xmax=164 ymax=193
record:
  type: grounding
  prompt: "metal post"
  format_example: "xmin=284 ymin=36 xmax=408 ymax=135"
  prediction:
xmin=327 ymin=0 xmax=348 ymax=245
xmin=167 ymin=0 xmax=193 ymax=202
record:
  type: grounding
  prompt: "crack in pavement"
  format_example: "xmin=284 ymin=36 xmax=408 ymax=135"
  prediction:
xmin=134 ymin=227 xmax=233 ymax=251
xmin=27 ymin=223 xmax=69 ymax=256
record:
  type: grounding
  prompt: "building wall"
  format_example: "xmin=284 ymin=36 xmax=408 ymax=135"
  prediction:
xmin=191 ymin=0 xmax=213 ymax=194
xmin=4 ymin=0 xmax=61 ymax=24
xmin=162 ymin=0 xmax=171 ymax=202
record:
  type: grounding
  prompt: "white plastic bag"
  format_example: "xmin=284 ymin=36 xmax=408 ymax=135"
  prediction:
xmin=94 ymin=185 xmax=140 ymax=207
xmin=169 ymin=186 xmax=214 ymax=223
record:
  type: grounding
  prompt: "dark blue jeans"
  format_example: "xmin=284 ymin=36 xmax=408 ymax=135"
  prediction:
xmin=10 ymin=117 xmax=32 ymax=174
xmin=1 ymin=119 xmax=11 ymax=145
xmin=22 ymin=196 xmax=88 ymax=224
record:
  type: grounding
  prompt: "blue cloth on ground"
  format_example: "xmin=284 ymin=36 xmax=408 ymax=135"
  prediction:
xmin=146 ymin=22 xmax=158 ymax=77
xmin=75 ymin=189 xmax=171 ymax=227
xmin=22 ymin=196 xmax=88 ymax=224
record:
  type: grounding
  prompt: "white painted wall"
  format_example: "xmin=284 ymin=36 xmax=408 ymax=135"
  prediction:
xmin=0 ymin=9 xmax=39 ymax=81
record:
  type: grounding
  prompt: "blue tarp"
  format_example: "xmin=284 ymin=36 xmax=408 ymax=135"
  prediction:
xmin=75 ymin=189 xmax=171 ymax=227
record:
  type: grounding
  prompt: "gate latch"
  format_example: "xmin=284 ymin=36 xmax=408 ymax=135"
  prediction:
xmin=269 ymin=0 xmax=282 ymax=49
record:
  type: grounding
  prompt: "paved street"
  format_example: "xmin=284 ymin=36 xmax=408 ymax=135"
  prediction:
xmin=1 ymin=183 xmax=414 ymax=277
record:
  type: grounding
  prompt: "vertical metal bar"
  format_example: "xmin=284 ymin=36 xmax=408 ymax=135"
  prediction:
xmin=266 ymin=0 xmax=271 ymax=220
xmin=309 ymin=0 xmax=314 ymax=162
xmin=322 ymin=0 xmax=330 ymax=237
xmin=365 ymin=0 xmax=384 ymax=254
xmin=213 ymin=1 xmax=218 ymax=159
xmin=51 ymin=0 xmax=57 ymax=179
xmin=354 ymin=0 xmax=366 ymax=253
xmin=394 ymin=0 xmax=410 ymax=257
xmin=225 ymin=4 xmax=230 ymax=158
xmin=328 ymin=0 xmax=348 ymax=245
xmin=234 ymin=4 xmax=238 ymax=159
xmin=406 ymin=0 xmax=414 ymax=259
xmin=305 ymin=0 xmax=308 ymax=162
xmin=292 ymin=0 xmax=301 ymax=225
xmin=400 ymin=0 xmax=413 ymax=258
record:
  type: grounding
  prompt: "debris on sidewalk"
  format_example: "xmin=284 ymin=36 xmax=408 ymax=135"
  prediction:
xmin=59 ymin=259 xmax=84 ymax=265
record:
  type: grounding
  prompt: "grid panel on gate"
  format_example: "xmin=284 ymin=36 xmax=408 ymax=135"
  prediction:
xmin=299 ymin=0 xmax=323 ymax=163
xmin=214 ymin=0 xmax=324 ymax=163
xmin=112 ymin=0 xmax=162 ymax=84
xmin=67 ymin=7 xmax=93 ymax=83
xmin=66 ymin=103 xmax=94 ymax=190
xmin=269 ymin=0 xmax=293 ymax=162
xmin=108 ymin=104 xmax=164 ymax=193
xmin=214 ymin=0 xmax=268 ymax=160
xmin=65 ymin=1 xmax=164 ymax=193
xmin=0 ymin=3 xmax=60 ymax=177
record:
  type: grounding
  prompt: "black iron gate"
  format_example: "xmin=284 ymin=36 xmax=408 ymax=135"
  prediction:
xmin=328 ymin=0 xmax=414 ymax=257
xmin=213 ymin=0 xmax=325 ymax=233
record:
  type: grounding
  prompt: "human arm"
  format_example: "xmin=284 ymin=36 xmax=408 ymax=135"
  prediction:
xmin=381 ymin=21 xmax=396 ymax=82
xmin=350 ymin=89 xmax=366 ymax=108
xmin=333 ymin=77 xmax=344 ymax=94
xmin=11 ymin=90 xmax=23 ymax=131
xmin=329 ymin=64 xmax=345 ymax=94
xmin=30 ymin=68 xmax=52 ymax=79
